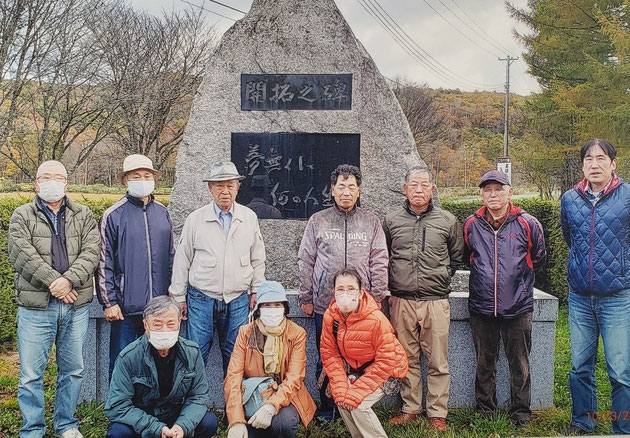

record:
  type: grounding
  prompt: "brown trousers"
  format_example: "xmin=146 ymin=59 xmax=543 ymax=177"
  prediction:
xmin=389 ymin=296 xmax=450 ymax=418
xmin=469 ymin=311 xmax=532 ymax=422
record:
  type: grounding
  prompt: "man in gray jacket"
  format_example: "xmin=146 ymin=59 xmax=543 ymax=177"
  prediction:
xmin=298 ymin=164 xmax=388 ymax=420
xmin=8 ymin=161 xmax=100 ymax=438
xmin=383 ymin=166 xmax=463 ymax=432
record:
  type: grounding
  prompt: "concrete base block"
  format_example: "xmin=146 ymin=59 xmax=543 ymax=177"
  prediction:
xmin=81 ymin=271 xmax=559 ymax=411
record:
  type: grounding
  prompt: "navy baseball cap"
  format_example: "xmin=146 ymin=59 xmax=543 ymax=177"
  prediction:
xmin=479 ymin=170 xmax=510 ymax=187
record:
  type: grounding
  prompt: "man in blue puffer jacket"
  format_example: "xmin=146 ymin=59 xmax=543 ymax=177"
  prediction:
xmin=463 ymin=170 xmax=546 ymax=427
xmin=561 ymin=139 xmax=630 ymax=435
xmin=98 ymin=154 xmax=175 ymax=378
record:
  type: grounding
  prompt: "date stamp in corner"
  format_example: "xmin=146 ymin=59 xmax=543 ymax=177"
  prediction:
xmin=586 ymin=410 xmax=630 ymax=422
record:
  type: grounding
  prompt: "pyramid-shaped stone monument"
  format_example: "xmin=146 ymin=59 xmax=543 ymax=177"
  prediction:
xmin=169 ymin=0 xmax=427 ymax=287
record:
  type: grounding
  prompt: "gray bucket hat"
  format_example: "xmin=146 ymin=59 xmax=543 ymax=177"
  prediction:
xmin=253 ymin=281 xmax=289 ymax=313
xmin=203 ymin=161 xmax=246 ymax=182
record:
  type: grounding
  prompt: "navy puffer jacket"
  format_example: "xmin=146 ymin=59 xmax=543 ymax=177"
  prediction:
xmin=560 ymin=174 xmax=630 ymax=296
xmin=463 ymin=204 xmax=546 ymax=318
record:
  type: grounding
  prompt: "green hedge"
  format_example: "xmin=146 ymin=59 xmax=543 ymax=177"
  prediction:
xmin=0 ymin=196 xmax=569 ymax=352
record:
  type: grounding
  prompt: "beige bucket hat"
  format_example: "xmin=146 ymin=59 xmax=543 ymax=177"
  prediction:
xmin=117 ymin=154 xmax=160 ymax=184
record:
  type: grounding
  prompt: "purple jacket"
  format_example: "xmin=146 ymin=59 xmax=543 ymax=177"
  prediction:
xmin=463 ymin=203 xmax=546 ymax=318
xmin=298 ymin=206 xmax=389 ymax=315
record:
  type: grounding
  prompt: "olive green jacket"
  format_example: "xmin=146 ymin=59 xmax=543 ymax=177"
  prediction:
xmin=8 ymin=197 xmax=101 ymax=309
xmin=383 ymin=201 xmax=464 ymax=300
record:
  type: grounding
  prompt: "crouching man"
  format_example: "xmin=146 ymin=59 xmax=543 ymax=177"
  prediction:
xmin=105 ymin=296 xmax=218 ymax=438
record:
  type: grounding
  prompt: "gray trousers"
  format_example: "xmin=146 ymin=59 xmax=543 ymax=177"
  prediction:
xmin=247 ymin=404 xmax=300 ymax=438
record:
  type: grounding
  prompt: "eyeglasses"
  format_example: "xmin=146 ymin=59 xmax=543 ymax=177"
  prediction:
xmin=37 ymin=176 xmax=67 ymax=183
xmin=334 ymin=287 xmax=360 ymax=294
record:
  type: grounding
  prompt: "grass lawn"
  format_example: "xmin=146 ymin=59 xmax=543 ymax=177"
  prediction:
xmin=0 ymin=309 xmax=616 ymax=437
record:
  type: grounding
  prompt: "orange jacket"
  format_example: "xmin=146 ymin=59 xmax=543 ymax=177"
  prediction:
xmin=320 ymin=292 xmax=408 ymax=408
xmin=224 ymin=319 xmax=316 ymax=428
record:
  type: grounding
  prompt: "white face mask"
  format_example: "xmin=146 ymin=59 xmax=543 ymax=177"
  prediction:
xmin=336 ymin=293 xmax=360 ymax=314
xmin=148 ymin=330 xmax=179 ymax=350
xmin=127 ymin=180 xmax=155 ymax=198
xmin=259 ymin=307 xmax=285 ymax=327
xmin=37 ymin=180 xmax=66 ymax=203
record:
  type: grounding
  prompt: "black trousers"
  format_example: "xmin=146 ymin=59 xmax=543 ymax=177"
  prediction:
xmin=469 ymin=311 xmax=533 ymax=422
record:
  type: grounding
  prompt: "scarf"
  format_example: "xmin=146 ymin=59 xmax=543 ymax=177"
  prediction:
xmin=256 ymin=318 xmax=287 ymax=375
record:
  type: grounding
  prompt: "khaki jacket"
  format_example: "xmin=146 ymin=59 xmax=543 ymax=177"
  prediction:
xmin=383 ymin=202 xmax=464 ymax=299
xmin=224 ymin=320 xmax=316 ymax=428
xmin=169 ymin=202 xmax=266 ymax=303
xmin=8 ymin=197 xmax=100 ymax=309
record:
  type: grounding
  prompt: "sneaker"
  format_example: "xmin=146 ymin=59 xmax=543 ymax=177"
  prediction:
xmin=428 ymin=417 xmax=447 ymax=433
xmin=567 ymin=425 xmax=589 ymax=435
xmin=61 ymin=429 xmax=84 ymax=438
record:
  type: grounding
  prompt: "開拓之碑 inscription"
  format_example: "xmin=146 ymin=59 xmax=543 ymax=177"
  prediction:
xmin=241 ymin=74 xmax=352 ymax=111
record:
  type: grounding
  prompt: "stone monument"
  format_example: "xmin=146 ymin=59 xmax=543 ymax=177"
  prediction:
xmin=80 ymin=0 xmax=559 ymax=412
xmin=168 ymin=0 xmax=427 ymax=288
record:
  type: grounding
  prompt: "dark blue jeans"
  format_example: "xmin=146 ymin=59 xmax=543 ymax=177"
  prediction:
xmin=315 ymin=312 xmax=338 ymax=421
xmin=17 ymin=301 xmax=89 ymax=437
xmin=569 ymin=289 xmax=630 ymax=434
xmin=186 ymin=286 xmax=249 ymax=374
xmin=109 ymin=315 xmax=144 ymax=378
xmin=106 ymin=411 xmax=218 ymax=437
xmin=247 ymin=404 xmax=300 ymax=438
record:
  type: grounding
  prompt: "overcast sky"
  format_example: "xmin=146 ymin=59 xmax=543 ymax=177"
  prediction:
xmin=131 ymin=0 xmax=540 ymax=95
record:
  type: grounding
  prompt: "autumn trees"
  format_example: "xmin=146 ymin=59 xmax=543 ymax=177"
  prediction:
xmin=0 ymin=0 xmax=215 ymax=182
xmin=509 ymin=0 xmax=630 ymax=194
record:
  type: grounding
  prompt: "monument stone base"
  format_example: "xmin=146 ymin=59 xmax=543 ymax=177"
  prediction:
xmin=81 ymin=271 xmax=559 ymax=410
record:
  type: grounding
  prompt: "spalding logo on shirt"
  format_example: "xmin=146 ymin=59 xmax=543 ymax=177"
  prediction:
xmin=324 ymin=228 xmax=369 ymax=247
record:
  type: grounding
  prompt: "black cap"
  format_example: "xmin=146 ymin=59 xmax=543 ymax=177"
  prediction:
xmin=479 ymin=170 xmax=510 ymax=187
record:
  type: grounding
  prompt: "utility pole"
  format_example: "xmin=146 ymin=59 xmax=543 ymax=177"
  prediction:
xmin=499 ymin=55 xmax=518 ymax=156
xmin=498 ymin=55 xmax=518 ymax=182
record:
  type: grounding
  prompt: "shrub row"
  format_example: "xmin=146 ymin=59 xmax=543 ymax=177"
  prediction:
xmin=0 ymin=196 xmax=569 ymax=351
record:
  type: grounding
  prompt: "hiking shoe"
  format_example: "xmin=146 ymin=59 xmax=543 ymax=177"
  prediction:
xmin=429 ymin=417 xmax=447 ymax=432
xmin=388 ymin=413 xmax=420 ymax=424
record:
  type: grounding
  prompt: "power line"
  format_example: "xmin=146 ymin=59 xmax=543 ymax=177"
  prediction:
xmin=448 ymin=0 xmax=514 ymax=55
xmin=434 ymin=0 xmax=506 ymax=56
xmin=359 ymin=0 xmax=503 ymax=90
xmin=205 ymin=0 xmax=246 ymax=15
xmin=420 ymin=0 xmax=501 ymax=58
xmin=383 ymin=76 xmax=478 ymax=115
xmin=180 ymin=0 xmax=237 ymax=21
xmin=357 ymin=0 xmax=471 ymax=89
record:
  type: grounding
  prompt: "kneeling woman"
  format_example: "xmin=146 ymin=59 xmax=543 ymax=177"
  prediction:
xmin=321 ymin=268 xmax=409 ymax=438
xmin=225 ymin=281 xmax=316 ymax=438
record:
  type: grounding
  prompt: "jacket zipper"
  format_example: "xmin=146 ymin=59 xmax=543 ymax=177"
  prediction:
xmin=480 ymin=215 xmax=508 ymax=317
xmin=340 ymin=319 xmax=348 ymax=368
xmin=344 ymin=212 xmax=348 ymax=268
xmin=589 ymin=204 xmax=596 ymax=289
xmin=493 ymin=228 xmax=499 ymax=316
xmin=143 ymin=206 xmax=153 ymax=300
xmin=422 ymin=226 xmax=426 ymax=252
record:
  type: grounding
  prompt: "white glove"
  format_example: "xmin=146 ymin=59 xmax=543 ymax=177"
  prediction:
xmin=227 ymin=423 xmax=248 ymax=438
xmin=247 ymin=403 xmax=276 ymax=429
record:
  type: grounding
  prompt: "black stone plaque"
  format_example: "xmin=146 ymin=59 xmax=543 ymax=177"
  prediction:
xmin=232 ymin=132 xmax=360 ymax=219
xmin=241 ymin=74 xmax=352 ymax=111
